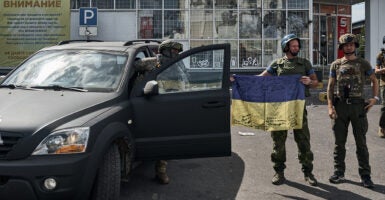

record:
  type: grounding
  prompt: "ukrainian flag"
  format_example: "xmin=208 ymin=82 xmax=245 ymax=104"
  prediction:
xmin=231 ymin=75 xmax=305 ymax=131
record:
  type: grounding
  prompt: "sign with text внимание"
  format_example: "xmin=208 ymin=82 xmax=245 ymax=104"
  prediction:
xmin=0 ymin=0 xmax=70 ymax=67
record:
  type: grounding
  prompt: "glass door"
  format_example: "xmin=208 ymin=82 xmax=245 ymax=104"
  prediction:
xmin=320 ymin=15 xmax=336 ymax=65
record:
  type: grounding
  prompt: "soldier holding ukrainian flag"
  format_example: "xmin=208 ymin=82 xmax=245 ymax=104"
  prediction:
xmin=258 ymin=34 xmax=319 ymax=186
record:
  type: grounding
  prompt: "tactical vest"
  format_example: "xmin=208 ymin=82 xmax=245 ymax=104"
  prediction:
xmin=334 ymin=58 xmax=367 ymax=99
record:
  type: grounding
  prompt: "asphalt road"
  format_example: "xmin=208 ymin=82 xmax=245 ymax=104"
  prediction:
xmin=120 ymin=105 xmax=385 ymax=200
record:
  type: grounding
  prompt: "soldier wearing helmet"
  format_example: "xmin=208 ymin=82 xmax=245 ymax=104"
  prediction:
xmin=158 ymin=40 xmax=183 ymax=61
xmin=327 ymin=33 xmax=378 ymax=188
xmin=281 ymin=33 xmax=302 ymax=54
xmin=338 ymin=33 xmax=360 ymax=50
xmin=134 ymin=40 xmax=184 ymax=72
xmin=259 ymin=34 xmax=319 ymax=186
xmin=133 ymin=40 xmax=185 ymax=184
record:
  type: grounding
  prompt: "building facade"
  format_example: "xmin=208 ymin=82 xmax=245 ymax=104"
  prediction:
xmin=68 ymin=0 xmax=362 ymax=72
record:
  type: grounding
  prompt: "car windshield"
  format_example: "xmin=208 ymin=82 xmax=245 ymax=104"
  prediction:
xmin=1 ymin=50 xmax=127 ymax=92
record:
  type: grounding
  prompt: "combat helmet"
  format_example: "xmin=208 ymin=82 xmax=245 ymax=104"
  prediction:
xmin=281 ymin=34 xmax=301 ymax=52
xmin=338 ymin=33 xmax=359 ymax=50
xmin=158 ymin=40 xmax=183 ymax=55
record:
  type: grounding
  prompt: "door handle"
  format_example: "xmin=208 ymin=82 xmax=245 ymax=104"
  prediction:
xmin=202 ymin=101 xmax=225 ymax=108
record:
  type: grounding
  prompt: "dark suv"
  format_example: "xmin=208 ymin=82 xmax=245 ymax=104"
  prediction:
xmin=0 ymin=40 xmax=231 ymax=200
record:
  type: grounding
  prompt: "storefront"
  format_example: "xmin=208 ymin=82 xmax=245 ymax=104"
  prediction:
xmin=0 ymin=0 xmax=363 ymax=74
xmin=71 ymin=0 xmax=310 ymax=72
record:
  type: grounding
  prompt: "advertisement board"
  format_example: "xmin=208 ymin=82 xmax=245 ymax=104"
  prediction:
xmin=0 ymin=0 xmax=70 ymax=67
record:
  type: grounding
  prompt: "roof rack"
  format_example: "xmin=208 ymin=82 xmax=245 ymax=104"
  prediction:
xmin=57 ymin=40 xmax=104 ymax=45
xmin=123 ymin=40 xmax=161 ymax=46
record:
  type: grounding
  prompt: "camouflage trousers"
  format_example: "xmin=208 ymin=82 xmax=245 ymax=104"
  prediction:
xmin=155 ymin=160 xmax=169 ymax=184
xmin=332 ymin=101 xmax=371 ymax=176
xmin=155 ymin=160 xmax=167 ymax=174
xmin=271 ymin=109 xmax=314 ymax=174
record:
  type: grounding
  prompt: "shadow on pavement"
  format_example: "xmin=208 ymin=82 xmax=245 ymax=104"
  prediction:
xmin=343 ymin=179 xmax=385 ymax=195
xmin=120 ymin=152 xmax=245 ymax=200
xmin=280 ymin=180 xmax=372 ymax=200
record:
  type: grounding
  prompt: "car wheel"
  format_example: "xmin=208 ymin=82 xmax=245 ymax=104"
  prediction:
xmin=91 ymin=144 xmax=121 ymax=200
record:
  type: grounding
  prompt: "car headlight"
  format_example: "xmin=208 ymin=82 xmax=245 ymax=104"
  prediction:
xmin=32 ymin=127 xmax=90 ymax=155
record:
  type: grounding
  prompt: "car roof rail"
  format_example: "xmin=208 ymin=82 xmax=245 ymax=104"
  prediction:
xmin=57 ymin=40 xmax=104 ymax=45
xmin=123 ymin=40 xmax=162 ymax=46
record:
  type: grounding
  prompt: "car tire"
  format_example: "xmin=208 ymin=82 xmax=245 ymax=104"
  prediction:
xmin=91 ymin=144 xmax=121 ymax=200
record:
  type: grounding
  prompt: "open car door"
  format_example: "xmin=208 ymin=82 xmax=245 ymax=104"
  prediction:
xmin=131 ymin=44 xmax=231 ymax=160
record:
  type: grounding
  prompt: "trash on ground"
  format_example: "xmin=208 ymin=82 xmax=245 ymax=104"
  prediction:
xmin=238 ymin=131 xmax=255 ymax=136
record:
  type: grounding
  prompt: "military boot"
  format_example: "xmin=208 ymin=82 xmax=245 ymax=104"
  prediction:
xmin=155 ymin=160 xmax=170 ymax=184
xmin=272 ymin=172 xmax=285 ymax=185
xmin=378 ymin=127 xmax=385 ymax=138
xmin=361 ymin=175 xmax=374 ymax=188
xmin=304 ymin=173 xmax=318 ymax=186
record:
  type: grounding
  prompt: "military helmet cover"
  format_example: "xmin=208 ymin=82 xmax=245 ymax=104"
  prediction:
xmin=338 ymin=33 xmax=359 ymax=49
xmin=281 ymin=34 xmax=301 ymax=52
xmin=158 ymin=40 xmax=183 ymax=53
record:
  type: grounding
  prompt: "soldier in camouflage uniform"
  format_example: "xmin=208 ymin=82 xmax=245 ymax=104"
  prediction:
xmin=327 ymin=33 xmax=378 ymax=188
xmin=260 ymin=34 xmax=319 ymax=186
xmin=374 ymin=48 xmax=385 ymax=138
xmin=135 ymin=40 xmax=186 ymax=93
xmin=134 ymin=40 xmax=184 ymax=184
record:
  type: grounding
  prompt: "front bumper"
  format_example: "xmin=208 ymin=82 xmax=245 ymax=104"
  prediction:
xmin=0 ymin=154 xmax=91 ymax=200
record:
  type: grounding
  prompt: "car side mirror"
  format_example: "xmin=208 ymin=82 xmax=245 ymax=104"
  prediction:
xmin=0 ymin=75 xmax=5 ymax=82
xmin=143 ymin=80 xmax=159 ymax=95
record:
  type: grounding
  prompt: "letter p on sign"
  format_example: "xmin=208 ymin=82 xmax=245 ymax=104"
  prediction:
xmin=79 ymin=7 xmax=98 ymax=26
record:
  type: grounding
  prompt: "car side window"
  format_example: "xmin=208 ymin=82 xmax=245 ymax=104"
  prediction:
xmin=156 ymin=49 xmax=224 ymax=94
xmin=135 ymin=51 xmax=146 ymax=59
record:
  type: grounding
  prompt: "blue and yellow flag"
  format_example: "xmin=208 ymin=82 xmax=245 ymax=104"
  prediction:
xmin=231 ymin=75 xmax=305 ymax=131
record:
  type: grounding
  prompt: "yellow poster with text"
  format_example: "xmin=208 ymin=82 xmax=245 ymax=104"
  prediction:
xmin=0 ymin=0 xmax=70 ymax=67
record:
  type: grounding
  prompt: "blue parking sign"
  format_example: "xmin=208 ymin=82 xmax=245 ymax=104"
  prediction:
xmin=79 ymin=7 xmax=98 ymax=26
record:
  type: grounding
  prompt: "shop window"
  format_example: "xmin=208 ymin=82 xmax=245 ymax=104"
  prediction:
xmin=239 ymin=0 xmax=261 ymax=9
xmin=240 ymin=9 xmax=262 ymax=38
xmin=116 ymin=0 xmax=135 ymax=9
xmin=215 ymin=10 xmax=238 ymax=39
xmin=299 ymin=39 xmax=310 ymax=59
xmin=287 ymin=0 xmax=308 ymax=9
xmin=138 ymin=10 xmax=162 ymax=39
xmin=313 ymin=4 xmax=319 ymax=13
xmin=263 ymin=10 xmax=286 ymax=39
xmin=263 ymin=0 xmax=286 ymax=9
xmin=164 ymin=10 xmax=188 ymax=39
xmin=191 ymin=0 xmax=213 ymax=9
xmin=70 ymin=0 xmax=89 ymax=9
xmin=238 ymin=40 xmax=262 ymax=68
xmin=319 ymin=15 xmax=336 ymax=64
xmin=215 ymin=0 xmax=237 ymax=9
xmin=92 ymin=0 xmax=114 ymax=9
xmin=313 ymin=16 xmax=324 ymax=65
xmin=165 ymin=0 xmax=186 ymax=9
xmin=287 ymin=11 xmax=309 ymax=38
xmin=190 ymin=40 xmax=213 ymax=48
xmin=190 ymin=10 xmax=214 ymax=39
xmin=263 ymin=40 xmax=280 ymax=67
xmin=214 ymin=40 xmax=238 ymax=68
xmin=140 ymin=0 xmax=162 ymax=9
